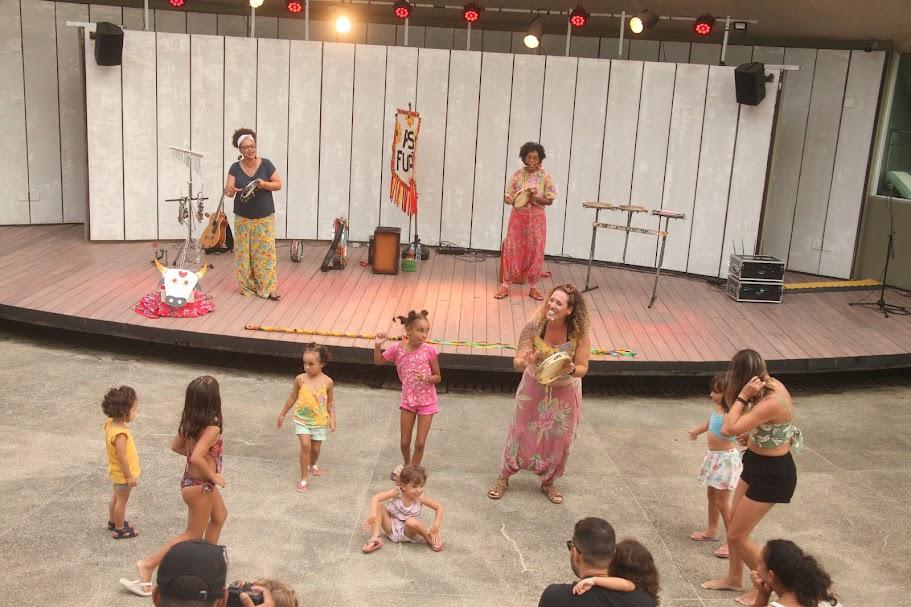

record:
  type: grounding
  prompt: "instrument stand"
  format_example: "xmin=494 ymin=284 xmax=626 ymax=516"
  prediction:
xmin=166 ymin=184 xmax=209 ymax=268
xmin=849 ymin=188 xmax=909 ymax=318
xmin=401 ymin=213 xmax=430 ymax=260
xmin=583 ymin=206 xmax=604 ymax=292
xmin=648 ymin=215 xmax=672 ymax=309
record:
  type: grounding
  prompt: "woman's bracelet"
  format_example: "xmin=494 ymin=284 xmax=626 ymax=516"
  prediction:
xmin=735 ymin=396 xmax=748 ymax=405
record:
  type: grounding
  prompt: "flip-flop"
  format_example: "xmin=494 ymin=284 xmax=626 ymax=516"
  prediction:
xmin=528 ymin=289 xmax=545 ymax=301
xmin=361 ymin=538 xmax=383 ymax=553
xmin=296 ymin=480 xmax=309 ymax=493
xmin=309 ymin=464 xmax=322 ymax=476
xmin=494 ymin=287 xmax=509 ymax=300
xmin=690 ymin=531 xmax=720 ymax=541
xmin=119 ymin=578 xmax=153 ymax=597
xmin=714 ymin=545 xmax=730 ymax=558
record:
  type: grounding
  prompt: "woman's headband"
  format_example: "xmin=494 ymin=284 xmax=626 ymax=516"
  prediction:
xmin=237 ymin=133 xmax=255 ymax=146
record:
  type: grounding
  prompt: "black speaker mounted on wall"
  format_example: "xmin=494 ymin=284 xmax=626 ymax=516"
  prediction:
xmin=92 ymin=22 xmax=124 ymax=66
xmin=734 ymin=62 xmax=770 ymax=106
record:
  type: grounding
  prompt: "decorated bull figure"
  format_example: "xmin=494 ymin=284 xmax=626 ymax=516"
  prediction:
xmin=155 ymin=259 xmax=209 ymax=309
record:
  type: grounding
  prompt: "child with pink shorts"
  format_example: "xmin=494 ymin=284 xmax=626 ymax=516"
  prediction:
xmin=374 ymin=309 xmax=442 ymax=480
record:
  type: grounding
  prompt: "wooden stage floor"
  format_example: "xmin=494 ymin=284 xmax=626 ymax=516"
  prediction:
xmin=1 ymin=225 xmax=909 ymax=375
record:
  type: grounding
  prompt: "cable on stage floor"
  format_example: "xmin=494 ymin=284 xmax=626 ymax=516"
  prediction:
xmin=244 ymin=324 xmax=636 ymax=358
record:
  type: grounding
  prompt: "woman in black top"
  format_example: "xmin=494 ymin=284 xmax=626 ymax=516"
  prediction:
xmin=224 ymin=128 xmax=283 ymax=300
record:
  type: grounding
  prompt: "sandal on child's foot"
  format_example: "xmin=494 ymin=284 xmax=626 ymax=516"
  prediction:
xmin=296 ymin=480 xmax=309 ymax=493
xmin=362 ymin=538 xmax=383 ymax=553
xmin=108 ymin=520 xmax=129 ymax=531
xmin=112 ymin=526 xmax=138 ymax=540
xmin=541 ymin=484 xmax=564 ymax=504
xmin=309 ymin=464 xmax=322 ymax=476
xmin=119 ymin=578 xmax=153 ymax=597
xmin=487 ymin=477 xmax=509 ymax=499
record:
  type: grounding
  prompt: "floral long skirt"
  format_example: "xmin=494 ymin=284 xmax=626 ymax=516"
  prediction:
xmin=501 ymin=211 xmax=546 ymax=285
xmin=234 ymin=214 xmax=277 ymax=298
xmin=499 ymin=368 xmax=582 ymax=485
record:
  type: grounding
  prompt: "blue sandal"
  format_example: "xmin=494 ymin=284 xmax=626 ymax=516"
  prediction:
xmin=112 ymin=526 xmax=138 ymax=539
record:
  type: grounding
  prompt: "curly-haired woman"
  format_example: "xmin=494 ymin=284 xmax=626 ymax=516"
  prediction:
xmin=496 ymin=141 xmax=557 ymax=301
xmin=487 ymin=284 xmax=590 ymax=504
xmin=223 ymin=128 xmax=283 ymax=300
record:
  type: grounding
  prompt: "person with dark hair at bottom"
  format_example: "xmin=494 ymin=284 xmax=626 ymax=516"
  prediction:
xmin=538 ymin=518 xmax=656 ymax=607
xmin=152 ymin=539 xmax=277 ymax=607
xmin=750 ymin=539 xmax=839 ymax=607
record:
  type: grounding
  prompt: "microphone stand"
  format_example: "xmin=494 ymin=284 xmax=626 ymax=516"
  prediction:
xmin=849 ymin=149 xmax=910 ymax=317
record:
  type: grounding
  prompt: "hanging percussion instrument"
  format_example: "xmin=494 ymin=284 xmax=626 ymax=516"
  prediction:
xmin=535 ymin=351 xmax=572 ymax=385
xmin=513 ymin=189 xmax=533 ymax=209
xmin=240 ymin=180 xmax=259 ymax=204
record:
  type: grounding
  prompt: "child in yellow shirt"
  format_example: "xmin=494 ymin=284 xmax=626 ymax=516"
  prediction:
xmin=103 ymin=386 xmax=140 ymax=539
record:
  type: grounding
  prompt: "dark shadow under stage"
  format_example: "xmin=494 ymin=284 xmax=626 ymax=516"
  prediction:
xmin=1 ymin=225 xmax=909 ymax=376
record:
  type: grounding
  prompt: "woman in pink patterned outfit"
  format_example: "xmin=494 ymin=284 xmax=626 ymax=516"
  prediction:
xmin=374 ymin=310 xmax=442 ymax=481
xmin=496 ymin=142 xmax=557 ymax=301
xmin=487 ymin=284 xmax=591 ymax=504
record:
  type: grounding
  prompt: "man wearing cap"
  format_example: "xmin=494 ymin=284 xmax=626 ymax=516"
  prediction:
xmin=151 ymin=539 xmax=273 ymax=607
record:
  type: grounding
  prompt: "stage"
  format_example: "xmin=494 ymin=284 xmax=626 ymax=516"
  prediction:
xmin=1 ymin=225 xmax=909 ymax=376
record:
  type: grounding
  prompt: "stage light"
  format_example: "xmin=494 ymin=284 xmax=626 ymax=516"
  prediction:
xmin=524 ymin=16 xmax=544 ymax=49
xmin=462 ymin=3 xmax=481 ymax=23
xmin=693 ymin=13 xmax=715 ymax=36
xmin=168 ymin=0 xmax=185 ymax=8
xmin=286 ymin=0 xmax=303 ymax=14
xmin=569 ymin=6 xmax=589 ymax=29
xmin=249 ymin=0 xmax=263 ymax=7
xmin=393 ymin=1 xmax=412 ymax=20
xmin=335 ymin=13 xmax=351 ymax=33
xmin=629 ymin=10 xmax=658 ymax=34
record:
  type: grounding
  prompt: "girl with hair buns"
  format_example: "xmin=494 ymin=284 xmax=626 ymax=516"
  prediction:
xmin=703 ymin=349 xmax=801 ymax=606
xmin=374 ymin=310 xmax=442 ymax=481
xmin=487 ymin=284 xmax=591 ymax=504
xmin=224 ymin=127 xmax=283 ymax=301
xmin=751 ymin=539 xmax=838 ymax=606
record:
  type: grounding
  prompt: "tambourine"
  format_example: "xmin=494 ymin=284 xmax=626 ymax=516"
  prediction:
xmin=240 ymin=180 xmax=259 ymax=204
xmin=513 ymin=189 xmax=532 ymax=209
xmin=535 ymin=351 xmax=572 ymax=385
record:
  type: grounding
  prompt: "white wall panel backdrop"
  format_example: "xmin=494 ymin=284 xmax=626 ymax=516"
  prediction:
xmin=81 ymin=30 xmax=793 ymax=277
xmin=469 ymin=51 xmax=512 ymax=251
xmin=413 ymin=48 xmax=448 ymax=246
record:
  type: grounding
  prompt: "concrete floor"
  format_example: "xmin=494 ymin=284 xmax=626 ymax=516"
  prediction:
xmin=0 ymin=328 xmax=908 ymax=606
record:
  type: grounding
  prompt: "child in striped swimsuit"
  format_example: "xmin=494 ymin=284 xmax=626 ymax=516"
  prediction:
xmin=361 ymin=465 xmax=444 ymax=554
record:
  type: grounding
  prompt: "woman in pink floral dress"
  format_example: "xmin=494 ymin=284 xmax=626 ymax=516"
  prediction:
xmin=487 ymin=284 xmax=591 ymax=504
xmin=495 ymin=142 xmax=557 ymax=301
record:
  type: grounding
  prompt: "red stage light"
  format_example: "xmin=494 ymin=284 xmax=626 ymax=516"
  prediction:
xmin=694 ymin=13 xmax=715 ymax=36
xmin=286 ymin=0 xmax=303 ymax=14
xmin=394 ymin=1 xmax=412 ymax=20
xmin=569 ymin=6 xmax=589 ymax=29
xmin=168 ymin=0 xmax=185 ymax=7
xmin=462 ymin=3 xmax=482 ymax=23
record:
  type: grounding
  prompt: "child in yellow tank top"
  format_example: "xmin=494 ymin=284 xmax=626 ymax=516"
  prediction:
xmin=101 ymin=386 xmax=140 ymax=539
xmin=277 ymin=343 xmax=336 ymax=493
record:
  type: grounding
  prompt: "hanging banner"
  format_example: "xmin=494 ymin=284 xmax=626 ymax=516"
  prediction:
xmin=389 ymin=108 xmax=421 ymax=217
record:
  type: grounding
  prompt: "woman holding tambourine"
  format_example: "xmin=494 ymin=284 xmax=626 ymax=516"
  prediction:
xmin=487 ymin=284 xmax=590 ymax=504
xmin=224 ymin=128 xmax=283 ymax=301
xmin=495 ymin=142 xmax=557 ymax=301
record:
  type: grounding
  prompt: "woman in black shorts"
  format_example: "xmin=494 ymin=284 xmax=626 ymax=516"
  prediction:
xmin=702 ymin=349 xmax=800 ymax=606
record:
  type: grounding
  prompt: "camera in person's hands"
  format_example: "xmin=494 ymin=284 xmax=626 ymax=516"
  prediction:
xmin=227 ymin=582 xmax=264 ymax=606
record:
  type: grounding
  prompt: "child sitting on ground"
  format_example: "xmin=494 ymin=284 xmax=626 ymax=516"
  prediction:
xmin=102 ymin=385 xmax=141 ymax=539
xmin=573 ymin=539 xmax=661 ymax=605
xmin=361 ymin=464 xmax=444 ymax=553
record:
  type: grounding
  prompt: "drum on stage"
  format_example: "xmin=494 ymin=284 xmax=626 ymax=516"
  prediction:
xmin=535 ymin=351 xmax=572 ymax=385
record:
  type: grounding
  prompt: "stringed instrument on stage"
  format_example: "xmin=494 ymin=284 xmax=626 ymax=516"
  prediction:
xmin=319 ymin=217 xmax=349 ymax=271
xmin=199 ymin=194 xmax=233 ymax=251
